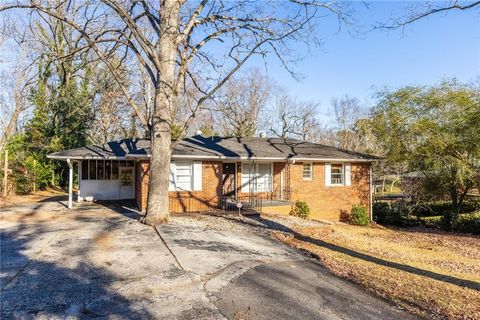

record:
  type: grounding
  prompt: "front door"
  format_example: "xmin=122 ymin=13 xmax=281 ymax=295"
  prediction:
xmin=119 ymin=167 xmax=135 ymax=199
xmin=222 ymin=163 xmax=236 ymax=197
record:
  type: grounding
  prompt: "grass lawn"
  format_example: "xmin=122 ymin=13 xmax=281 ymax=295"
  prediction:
xmin=272 ymin=221 xmax=480 ymax=319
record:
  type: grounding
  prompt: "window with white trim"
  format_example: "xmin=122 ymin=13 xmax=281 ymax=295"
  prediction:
xmin=174 ymin=161 xmax=193 ymax=191
xmin=81 ymin=160 xmax=133 ymax=181
xmin=303 ymin=163 xmax=312 ymax=180
xmin=257 ymin=163 xmax=272 ymax=192
xmin=241 ymin=163 xmax=273 ymax=193
xmin=330 ymin=163 xmax=344 ymax=185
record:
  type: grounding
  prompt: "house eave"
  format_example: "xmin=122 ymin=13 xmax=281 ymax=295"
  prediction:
xmin=46 ymin=154 xmax=150 ymax=161
xmin=48 ymin=154 xmax=376 ymax=162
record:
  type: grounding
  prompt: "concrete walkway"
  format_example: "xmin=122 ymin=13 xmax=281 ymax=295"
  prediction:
xmin=1 ymin=201 xmax=417 ymax=319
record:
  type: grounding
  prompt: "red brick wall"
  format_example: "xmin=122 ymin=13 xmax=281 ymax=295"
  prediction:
xmin=136 ymin=160 xmax=371 ymax=220
xmin=288 ymin=162 xmax=371 ymax=220
xmin=135 ymin=160 xmax=222 ymax=212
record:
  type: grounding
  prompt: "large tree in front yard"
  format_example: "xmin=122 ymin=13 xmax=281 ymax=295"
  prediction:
xmin=1 ymin=0 xmax=354 ymax=225
xmin=371 ymin=80 xmax=480 ymax=226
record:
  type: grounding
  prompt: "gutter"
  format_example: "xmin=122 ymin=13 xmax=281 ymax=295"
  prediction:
xmin=47 ymin=154 xmax=378 ymax=162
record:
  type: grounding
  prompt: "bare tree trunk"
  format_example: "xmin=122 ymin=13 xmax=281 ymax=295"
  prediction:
xmin=144 ymin=92 xmax=173 ymax=225
xmin=0 ymin=82 xmax=24 ymax=150
xmin=0 ymin=109 xmax=19 ymax=150
xmin=143 ymin=0 xmax=179 ymax=225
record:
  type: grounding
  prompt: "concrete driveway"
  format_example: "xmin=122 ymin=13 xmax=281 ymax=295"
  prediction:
xmin=1 ymin=200 xmax=416 ymax=319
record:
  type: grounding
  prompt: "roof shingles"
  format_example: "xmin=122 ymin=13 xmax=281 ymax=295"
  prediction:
xmin=48 ymin=135 xmax=377 ymax=161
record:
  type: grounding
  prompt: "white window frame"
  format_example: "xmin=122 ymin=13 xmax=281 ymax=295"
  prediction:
xmin=241 ymin=162 xmax=273 ymax=193
xmin=302 ymin=162 xmax=313 ymax=180
xmin=173 ymin=160 xmax=193 ymax=191
xmin=256 ymin=163 xmax=273 ymax=193
xmin=330 ymin=163 xmax=344 ymax=186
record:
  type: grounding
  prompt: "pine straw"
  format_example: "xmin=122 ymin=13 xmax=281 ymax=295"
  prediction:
xmin=272 ymin=223 xmax=480 ymax=320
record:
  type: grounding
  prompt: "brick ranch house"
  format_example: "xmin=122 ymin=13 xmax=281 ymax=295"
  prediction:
xmin=48 ymin=135 xmax=377 ymax=220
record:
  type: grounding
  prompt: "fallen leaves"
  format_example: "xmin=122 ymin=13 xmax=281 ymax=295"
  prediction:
xmin=274 ymin=223 xmax=480 ymax=320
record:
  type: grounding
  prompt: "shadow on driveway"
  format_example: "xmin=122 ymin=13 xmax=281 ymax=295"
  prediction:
xmin=1 ymin=209 xmax=153 ymax=319
xmin=223 ymin=214 xmax=480 ymax=292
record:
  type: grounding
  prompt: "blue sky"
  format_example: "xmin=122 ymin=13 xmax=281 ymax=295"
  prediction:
xmin=1 ymin=1 xmax=478 ymax=124
xmin=254 ymin=1 xmax=480 ymax=120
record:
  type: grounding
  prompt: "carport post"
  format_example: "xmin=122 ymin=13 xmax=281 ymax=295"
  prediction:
xmin=67 ymin=158 xmax=73 ymax=209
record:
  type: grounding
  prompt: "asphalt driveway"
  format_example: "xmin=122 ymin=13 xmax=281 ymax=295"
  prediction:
xmin=1 ymin=200 xmax=416 ymax=319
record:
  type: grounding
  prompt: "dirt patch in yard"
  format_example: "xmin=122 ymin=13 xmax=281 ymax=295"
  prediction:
xmin=271 ymin=221 xmax=480 ymax=320
xmin=0 ymin=188 xmax=67 ymax=207
xmin=0 ymin=203 xmax=119 ymax=225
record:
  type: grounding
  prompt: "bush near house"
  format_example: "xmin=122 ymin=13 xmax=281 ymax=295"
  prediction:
xmin=349 ymin=205 xmax=369 ymax=226
xmin=289 ymin=200 xmax=310 ymax=219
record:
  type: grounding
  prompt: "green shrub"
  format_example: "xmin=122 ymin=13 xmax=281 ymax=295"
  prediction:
xmin=420 ymin=215 xmax=442 ymax=229
xmin=373 ymin=202 xmax=391 ymax=223
xmin=451 ymin=213 xmax=480 ymax=234
xmin=350 ymin=205 xmax=370 ymax=226
xmin=411 ymin=200 xmax=480 ymax=217
xmin=418 ymin=213 xmax=480 ymax=234
xmin=289 ymin=200 xmax=310 ymax=219
xmin=462 ymin=200 xmax=480 ymax=213
xmin=384 ymin=200 xmax=409 ymax=226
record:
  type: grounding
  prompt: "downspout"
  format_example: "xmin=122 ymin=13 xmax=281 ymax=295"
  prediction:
xmin=67 ymin=158 xmax=73 ymax=209
xmin=280 ymin=164 xmax=283 ymax=201
xmin=234 ymin=162 xmax=238 ymax=200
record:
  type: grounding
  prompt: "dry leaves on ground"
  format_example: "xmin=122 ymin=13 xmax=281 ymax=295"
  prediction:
xmin=273 ymin=222 xmax=480 ymax=320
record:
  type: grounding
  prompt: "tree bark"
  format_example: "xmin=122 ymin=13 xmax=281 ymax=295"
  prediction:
xmin=142 ymin=0 xmax=179 ymax=225
xmin=144 ymin=91 xmax=174 ymax=225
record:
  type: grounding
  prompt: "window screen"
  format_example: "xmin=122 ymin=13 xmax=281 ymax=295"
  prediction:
xmin=105 ymin=161 xmax=111 ymax=180
xmin=175 ymin=161 xmax=192 ymax=190
xmin=97 ymin=160 xmax=105 ymax=180
xmin=89 ymin=160 xmax=97 ymax=180
xmin=303 ymin=163 xmax=312 ymax=180
xmin=81 ymin=161 xmax=89 ymax=180
xmin=120 ymin=168 xmax=133 ymax=186
xmin=112 ymin=161 xmax=119 ymax=180
xmin=331 ymin=164 xmax=343 ymax=185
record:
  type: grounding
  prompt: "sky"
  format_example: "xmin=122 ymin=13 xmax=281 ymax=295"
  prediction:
xmin=1 ymin=1 xmax=478 ymax=125
xmin=252 ymin=1 xmax=480 ymax=121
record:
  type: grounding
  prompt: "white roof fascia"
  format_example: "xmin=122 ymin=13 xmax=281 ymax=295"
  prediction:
xmin=48 ymin=154 xmax=376 ymax=162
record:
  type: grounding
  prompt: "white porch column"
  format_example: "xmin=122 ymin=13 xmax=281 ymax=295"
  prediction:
xmin=77 ymin=160 xmax=81 ymax=202
xmin=67 ymin=158 xmax=73 ymax=209
xmin=369 ymin=165 xmax=373 ymax=221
